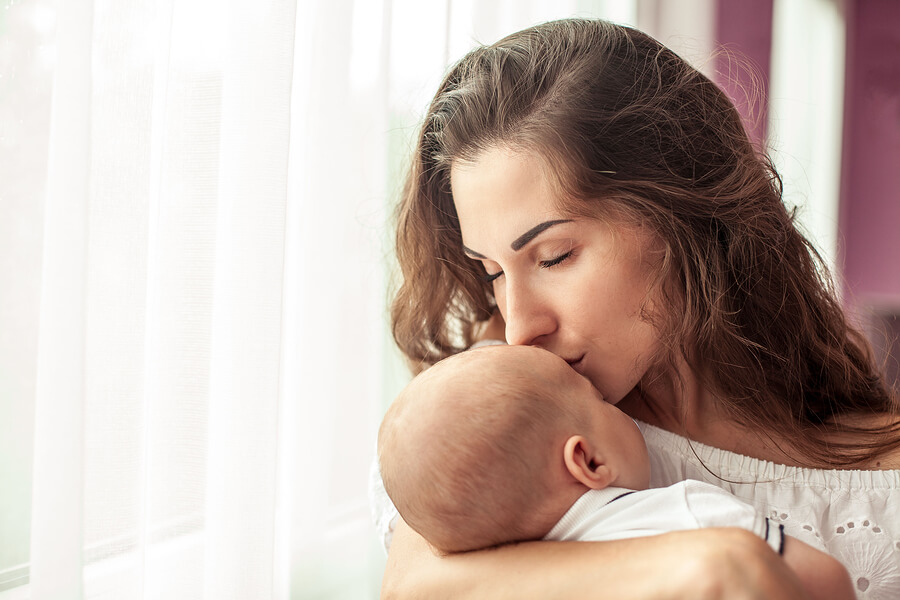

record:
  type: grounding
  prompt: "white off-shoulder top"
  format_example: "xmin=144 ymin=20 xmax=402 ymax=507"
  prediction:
xmin=638 ymin=421 xmax=900 ymax=599
xmin=370 ymin=420 xmax=900 ymax=599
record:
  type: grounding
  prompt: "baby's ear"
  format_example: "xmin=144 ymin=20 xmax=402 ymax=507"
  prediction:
xmin=563 ymin=435 xmax=614 ymax=490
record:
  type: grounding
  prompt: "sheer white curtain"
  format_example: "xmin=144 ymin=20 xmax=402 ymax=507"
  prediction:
xmin=7 ymin=0 xmax=308 ymax=598
xmin=1 ymin=1 xmax=644 ymax=599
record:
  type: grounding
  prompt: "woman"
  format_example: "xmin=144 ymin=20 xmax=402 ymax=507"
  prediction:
xmin=375 ymin=18 xmax=900 ymax=598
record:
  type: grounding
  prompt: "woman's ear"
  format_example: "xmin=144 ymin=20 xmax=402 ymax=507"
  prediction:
xmin=563 ymin=435 xmax=614 ymax=490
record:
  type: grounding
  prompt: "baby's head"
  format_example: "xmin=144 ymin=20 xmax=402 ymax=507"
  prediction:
xmin=378 ymin=344 xmax=649 ymax=554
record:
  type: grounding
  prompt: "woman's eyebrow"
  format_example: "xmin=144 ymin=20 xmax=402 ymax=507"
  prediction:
xmin=510 ymin=219 xmax=572 ymax=251
xmin=462 ymin=219 xmax=573 ymax=258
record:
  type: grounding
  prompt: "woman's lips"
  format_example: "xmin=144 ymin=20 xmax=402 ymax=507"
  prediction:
xmin=565 ymin=355 xmax=585 ymax=373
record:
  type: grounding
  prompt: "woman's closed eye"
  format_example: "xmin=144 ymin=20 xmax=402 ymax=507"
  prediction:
xmin=479 ymin=250 xmax=574 ymax=283
xmin=539 ymin=250 xmax=573 ymax=269
xmin=481 ymin=270 xmax=503 ymax=283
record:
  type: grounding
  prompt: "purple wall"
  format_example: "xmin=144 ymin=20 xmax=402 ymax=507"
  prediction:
xmin=839 ymin=0 xmax=900 ymax=307
xmin=713 ymin=0 xmax=899 ymax=382
xmin=714 ymin=0 xmax=774 ymax=148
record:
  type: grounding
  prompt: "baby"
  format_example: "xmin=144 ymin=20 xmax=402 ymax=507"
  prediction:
xmin=377 ymin=344 xmax=853 ymax=600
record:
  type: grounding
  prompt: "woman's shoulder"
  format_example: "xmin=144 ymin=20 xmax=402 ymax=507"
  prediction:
xmin=637 ymin=419 xmax=900 ymax=491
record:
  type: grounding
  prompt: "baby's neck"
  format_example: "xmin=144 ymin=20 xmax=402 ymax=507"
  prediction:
xmin=531 ymin=479 xmax=601 ymax=538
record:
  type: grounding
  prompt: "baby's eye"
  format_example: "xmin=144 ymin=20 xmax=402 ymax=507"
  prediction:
xmin=539 ymin=250 xmax=573 ymax=269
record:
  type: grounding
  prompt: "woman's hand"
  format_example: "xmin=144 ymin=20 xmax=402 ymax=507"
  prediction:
xmin=475 ymin=310 xmax=506 ymax=343
xmin=381 ymin=519 xmax=810 ymax=599
xmin=678 ymin=528 xmax=812 ymax=600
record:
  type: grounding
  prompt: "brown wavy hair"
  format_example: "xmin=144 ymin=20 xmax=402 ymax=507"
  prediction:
xmin=390 ymin=18 xmax=899 ymax=467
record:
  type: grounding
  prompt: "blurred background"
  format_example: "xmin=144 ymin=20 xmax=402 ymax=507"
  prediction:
xmin=0 ymin=0 xmax=897 ymax=598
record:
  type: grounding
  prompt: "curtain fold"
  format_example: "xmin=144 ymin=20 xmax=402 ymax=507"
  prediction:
xmin=203 ymin=2 xmax=296 ymax=598
xmin=29 ymin=0 xmax=93 ymax=596
xmin=284 ymin=1 xmax=393 ymax=596
xmin=3 ymin=1 xmax=649 ymax=599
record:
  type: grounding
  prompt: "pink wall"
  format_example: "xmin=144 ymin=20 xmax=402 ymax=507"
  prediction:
xmin=715 ymin=0 xmax=900 ymax=306
xmin=713 ymin=0 xmax=899 ymax=382
xmin=839 ymin=0 xmax=900 ymax=308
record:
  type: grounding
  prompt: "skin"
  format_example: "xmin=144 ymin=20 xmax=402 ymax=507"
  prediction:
xmin=499 ymin=346 xmax=652 ymax=492
xmin=382 ymin=345 xmax=652 ymax=552
xmin=451 ymin=146 xmax=663 ymax=407
xmin=380 ymin=145 xmax=856 ymax=599
xmin=451 ymin=147 xmax=740 ymax=452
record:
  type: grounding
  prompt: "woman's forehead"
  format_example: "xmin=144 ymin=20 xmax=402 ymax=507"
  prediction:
xmin=451 ymin=150 xmax=567 ymax=240
xmin=450 ymin=147 xmax=549 ymax=201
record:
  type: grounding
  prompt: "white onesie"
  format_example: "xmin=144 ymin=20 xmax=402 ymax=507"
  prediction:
xmin=544 ymin=480 xmax=784 ymax=557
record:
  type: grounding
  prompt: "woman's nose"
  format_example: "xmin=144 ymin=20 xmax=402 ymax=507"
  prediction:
xmin=501 ymin=278 xmax=557 ymax=346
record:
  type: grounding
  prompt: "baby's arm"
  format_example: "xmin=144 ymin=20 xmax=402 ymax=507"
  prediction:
xmin=781 ymin=535 xmax=854 ymax=600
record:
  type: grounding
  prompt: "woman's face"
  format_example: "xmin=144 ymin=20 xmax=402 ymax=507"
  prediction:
xmin=450 ymin=146 xmax=663 ymax=405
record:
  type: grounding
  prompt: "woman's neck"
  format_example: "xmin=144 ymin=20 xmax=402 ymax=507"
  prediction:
xmin=618 ymin=359 xmax=900 ymax=469
xmin=616 ymin=359 xmax=809 ymax=467
xmin=616 ymin=356 xmax=716 ymax=438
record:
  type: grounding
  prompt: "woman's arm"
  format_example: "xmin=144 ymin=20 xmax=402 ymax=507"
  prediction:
xmin=382 ymin=519 xmax=809 ymax=600
xmin=782 ymin=536 xmax=854 ymax=600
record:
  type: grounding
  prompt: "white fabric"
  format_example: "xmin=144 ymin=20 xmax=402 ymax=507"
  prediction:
xmin=639 ymin=421 xmax=900 ymax=599
xmin=3 ymin=1 xmax=391 ymax=598
xmin=370 ymin=457 xmax=400 ymax=555
xmin=544 ymin=483 xmax=783 ymax=555
xmin=28 ymin=1 xmax=92 ymax=597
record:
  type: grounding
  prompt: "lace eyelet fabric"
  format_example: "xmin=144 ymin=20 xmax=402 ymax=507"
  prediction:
xmin=640 ymin=421 xmax=900 ymax=599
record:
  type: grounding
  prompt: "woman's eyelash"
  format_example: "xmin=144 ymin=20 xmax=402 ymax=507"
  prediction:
xmin=540 ymin=250 xmax=573 ymax=268
xmin=479 ymin=250 xmax=573 ymax=282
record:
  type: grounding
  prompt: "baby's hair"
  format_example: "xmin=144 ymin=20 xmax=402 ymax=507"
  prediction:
xmin=379 ymin=348 xmax=585 ymax=553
